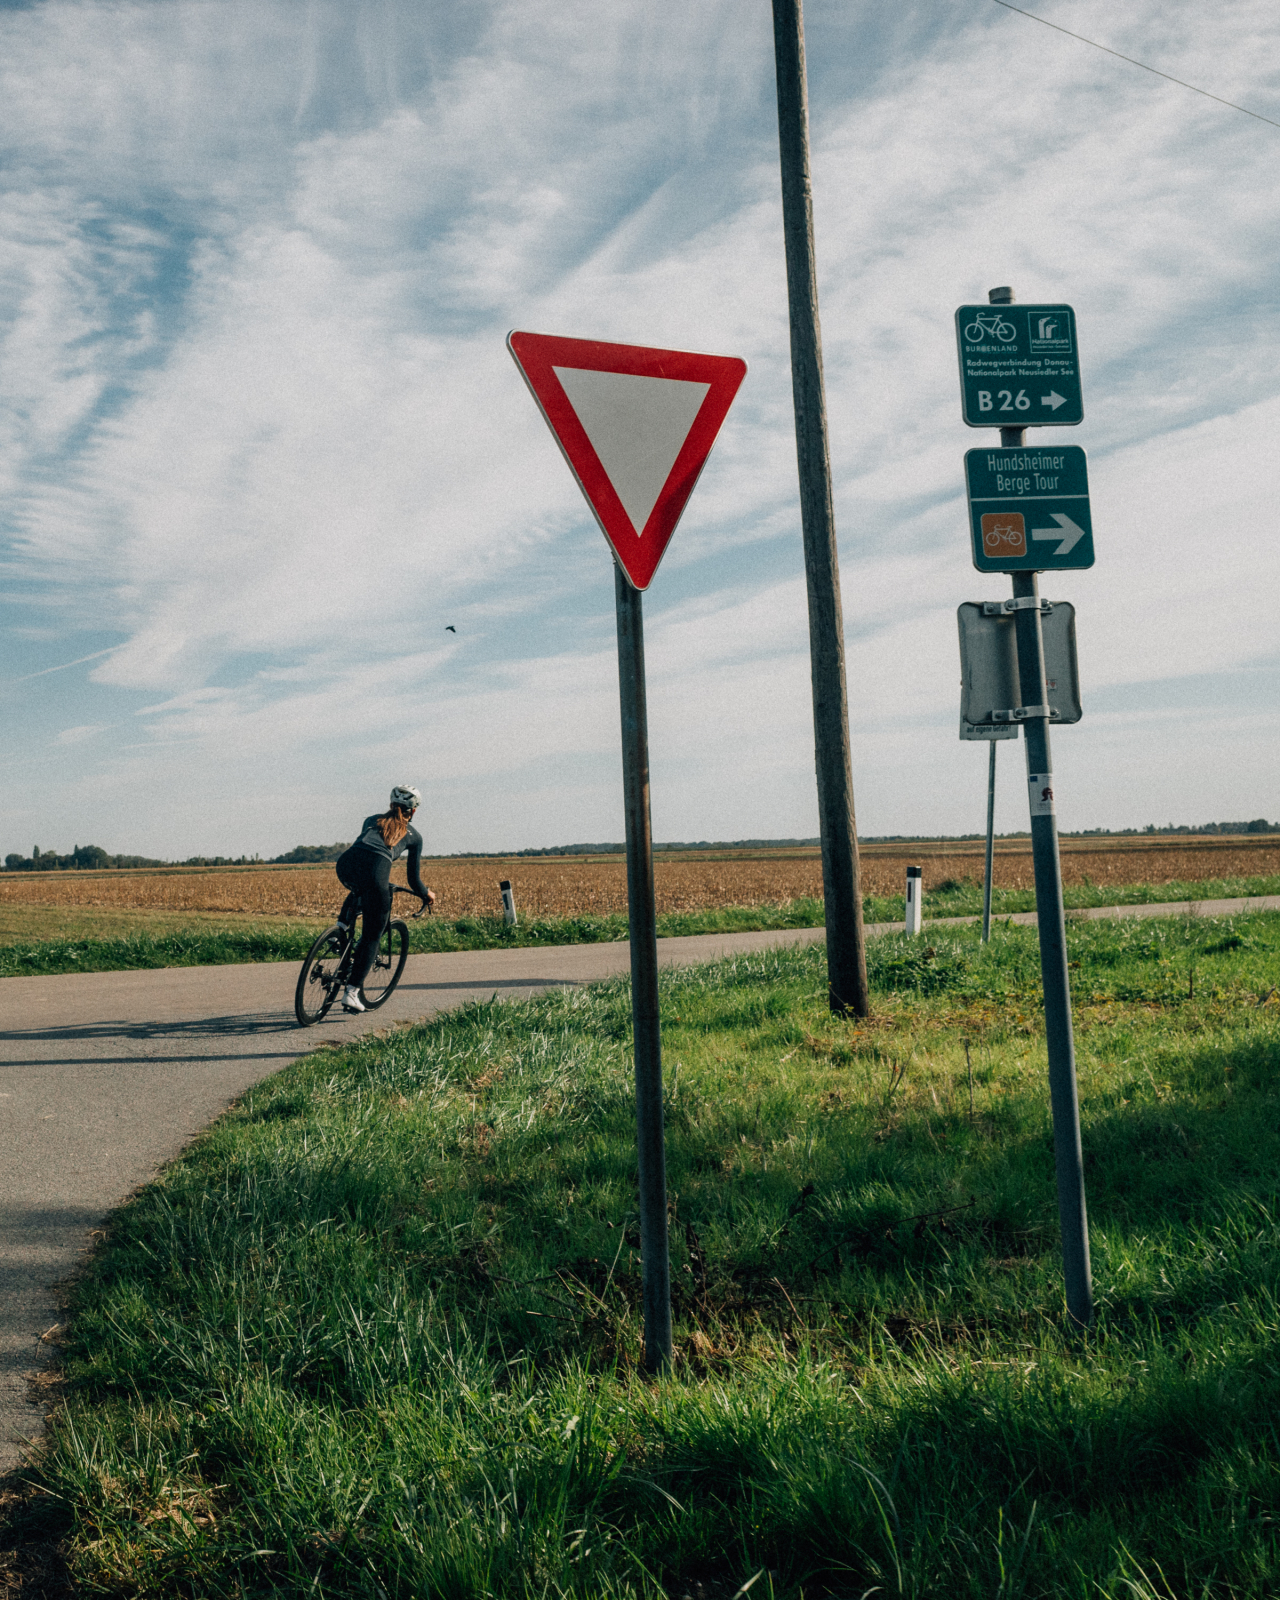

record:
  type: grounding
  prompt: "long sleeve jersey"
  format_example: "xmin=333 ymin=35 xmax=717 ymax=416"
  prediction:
xmin=352 ymin=815 xmax=430 ymax=898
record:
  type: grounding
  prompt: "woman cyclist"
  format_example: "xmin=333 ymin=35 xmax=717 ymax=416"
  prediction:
xmin=334 ymin=785 xmax=436 ymax=1012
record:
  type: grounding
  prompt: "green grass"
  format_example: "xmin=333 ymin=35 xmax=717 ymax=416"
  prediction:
xmin=2 ymin=874 xmax=1278 ymax=978
xmin=916 ymin=872 xmax=1280 ymax=923
xmin=6 ymin=911 xmax=1280 ymax=1596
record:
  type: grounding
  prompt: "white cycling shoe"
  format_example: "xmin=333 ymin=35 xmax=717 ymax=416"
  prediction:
xmin=342 ymin=986 xmax=366 ymax=1013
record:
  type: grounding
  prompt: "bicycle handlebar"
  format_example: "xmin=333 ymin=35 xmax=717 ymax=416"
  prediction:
xmin=391 ymin=883 xmax=432 ymax=919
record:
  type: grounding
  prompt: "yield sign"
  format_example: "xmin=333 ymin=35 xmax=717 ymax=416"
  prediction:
xmin=507 ymin=331 xmax=747 ymax=589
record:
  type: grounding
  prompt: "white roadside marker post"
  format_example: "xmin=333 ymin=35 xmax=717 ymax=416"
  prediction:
xmin=499 ymin=880 xmax=517 ymax=928
xmin=904 ymin=867 xmax=923 ymax=935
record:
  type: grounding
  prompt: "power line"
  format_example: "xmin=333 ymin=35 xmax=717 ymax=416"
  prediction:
xmin=992 ymin=0 xmax=1280 ymax=131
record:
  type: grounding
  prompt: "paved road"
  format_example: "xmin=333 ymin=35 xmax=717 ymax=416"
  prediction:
xmin=0 ymin=924 xmax=829 ymax=1470
xmin=2 ymin=893 xmax=1275 ymax=1471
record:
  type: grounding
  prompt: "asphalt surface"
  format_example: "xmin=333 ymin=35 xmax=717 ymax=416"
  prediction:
xmin=2 ymin=893 xmax=1276 ymax=1472
xmin=0 ymin=924 xmax=826 ymax=1471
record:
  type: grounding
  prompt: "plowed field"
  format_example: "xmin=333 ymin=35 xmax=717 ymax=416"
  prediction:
xmin=2 ymin=836 xmax=1276 ymax=920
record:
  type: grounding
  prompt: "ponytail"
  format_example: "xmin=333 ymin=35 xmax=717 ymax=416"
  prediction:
xmin=376 ymin=805 xmax=411 ymax=849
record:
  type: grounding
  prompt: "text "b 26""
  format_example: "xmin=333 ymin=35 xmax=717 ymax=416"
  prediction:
xmin=977 ymin=389 xmax=1030 ymax=413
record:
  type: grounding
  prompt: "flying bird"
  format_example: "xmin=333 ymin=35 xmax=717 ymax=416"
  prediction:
xmin=445 ymin=625 xmax=456 ymax=633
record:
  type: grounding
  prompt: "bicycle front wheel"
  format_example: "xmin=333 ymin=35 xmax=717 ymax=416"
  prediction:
xmin=296 ymin=924 xmax=349 ymax=1026
xmin=361 ymin=920 xmax=409 ymax=1009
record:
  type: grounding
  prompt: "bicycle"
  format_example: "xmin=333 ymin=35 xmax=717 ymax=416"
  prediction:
xmin=963 ymin=310 xmax=1017 ymax=343
xmin=294 ymin=885 xmax=427 ymax=1027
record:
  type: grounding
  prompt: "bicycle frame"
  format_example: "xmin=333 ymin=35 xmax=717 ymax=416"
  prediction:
xmin=294 ymin=885 xmax=426 ymax=1026
xmin=339 ymin=882 xmax=424 ymax=939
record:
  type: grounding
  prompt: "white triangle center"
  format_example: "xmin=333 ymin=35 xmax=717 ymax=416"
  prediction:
xmin=553 ymin=366 xmax=710 ymax=536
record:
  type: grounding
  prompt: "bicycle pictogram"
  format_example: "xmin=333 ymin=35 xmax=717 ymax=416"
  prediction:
xmin=980 ymin=512 xmax=1027 ymax=557
xmin=963 ymin=310 xmax=1017 ymax=343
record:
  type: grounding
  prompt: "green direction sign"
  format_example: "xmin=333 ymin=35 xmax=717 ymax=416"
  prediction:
xmin=955 ymin=303 xmax=1083 ymax=427
xmin=965 ymin=445 xmax=1094 ymax=572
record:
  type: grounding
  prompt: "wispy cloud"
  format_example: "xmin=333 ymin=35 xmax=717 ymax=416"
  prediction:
xmin=1 ymin=0 xmax=1278 ymax=856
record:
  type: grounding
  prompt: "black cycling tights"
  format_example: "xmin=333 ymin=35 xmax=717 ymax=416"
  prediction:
xmin=335 ymin=848 xmax=392 ymax=991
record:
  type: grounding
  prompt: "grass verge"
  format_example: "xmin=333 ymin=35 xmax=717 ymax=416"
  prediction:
xmin=3 ymin=875 xmax=1279 ymax=978
xmin=5 ymin=911 xmax=1280 ymax=1595
xmin=918 ymin=872 xmax=1280 ymax=921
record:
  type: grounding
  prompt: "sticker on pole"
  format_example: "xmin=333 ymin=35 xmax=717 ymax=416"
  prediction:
xmin=1028 ymin=773 xmax=1056 ymax=816
xmin=507 ymin=331 xmax=747 ymax=589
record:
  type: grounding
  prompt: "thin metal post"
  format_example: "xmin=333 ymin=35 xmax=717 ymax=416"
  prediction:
xmin=982 ymin=739 xmax=997 ymax=942
xmin=613 ymin=562 xmax=672 ymax=1372
xmin=771 ymin=0 xmax=869 ymax=1018
xmin=991 ymin=285 xmax=1092 ymax=1328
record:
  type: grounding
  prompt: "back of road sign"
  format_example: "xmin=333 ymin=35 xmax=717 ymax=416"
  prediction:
xmin=955 ymin=303 xmax=1083 ymax=428
xmin=507 ymin=332 xmax=747 ymax=590
xmin=957 ymin=602 xmax=1082 ymax=729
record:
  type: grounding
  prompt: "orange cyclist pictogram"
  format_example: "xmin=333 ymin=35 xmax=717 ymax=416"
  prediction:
xmin=981 ymin=512 xmax=1026 ymax=557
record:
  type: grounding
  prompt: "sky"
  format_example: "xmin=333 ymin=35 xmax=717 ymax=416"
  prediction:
xmin=1 ymin=0 xmax=1277 ymax=861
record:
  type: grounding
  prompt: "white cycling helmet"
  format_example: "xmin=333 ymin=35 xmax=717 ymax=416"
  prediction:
xmin=390 ymin=784 xmax=421 ymax=811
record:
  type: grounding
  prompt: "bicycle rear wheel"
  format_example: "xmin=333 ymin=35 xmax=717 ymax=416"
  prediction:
xmin=361 ymin=919 xmax=409 ymax=1008
xmin=296 ymin=924 xmax=349 ymax=1026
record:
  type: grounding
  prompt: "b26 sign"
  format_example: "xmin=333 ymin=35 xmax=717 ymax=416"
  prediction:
xmin=955 ymin=304 xmax=1083 ymax=428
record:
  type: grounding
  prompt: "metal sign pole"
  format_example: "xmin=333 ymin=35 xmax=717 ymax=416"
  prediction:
xmin=613 ymin=561 xmax=672 ymax=1372
xmin=510 ymin=331 xmax=744 ymax=1374
xmin=982 ymin=739 xmax=997 ymax=943
xmin=992 ymin=286 xmax=1093 ymax=1329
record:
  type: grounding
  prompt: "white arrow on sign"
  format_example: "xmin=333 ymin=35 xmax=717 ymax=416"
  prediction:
xmin=1040 ymin=390 xmax=1067 ymax=410
xmin=1031 ymin=513 xmax=1086 ymax=556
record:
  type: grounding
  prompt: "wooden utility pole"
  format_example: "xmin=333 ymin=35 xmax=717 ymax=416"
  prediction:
xmin=770 ymin=0 xmax=869 ymax=1017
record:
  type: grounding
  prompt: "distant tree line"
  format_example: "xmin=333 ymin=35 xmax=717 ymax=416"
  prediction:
xmin=269 ymin=843 xmax=350 ymax=863
xmin=2 ymin=842 xmax=350 ymax=871
xmin=3 ymin=822 xmax=1274 ymax=873
xmin=3 ymin=845 xmax=168 ymax=872
xmin=469 ymin=823 xmax=1280 ymax=854
xmin=490 ymin=838 xmax=825 ymax=857
xmin=1069 ymin=820 xmax=1278 ymax=837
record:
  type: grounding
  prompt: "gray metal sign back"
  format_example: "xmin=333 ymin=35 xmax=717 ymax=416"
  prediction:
xmin=955 ymin=303 xmax=1083 ymax=427
xmin=957 ymin=600 xmax=1081 ymax=731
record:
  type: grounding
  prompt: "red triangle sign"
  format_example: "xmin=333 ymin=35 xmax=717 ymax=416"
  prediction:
xmin=508 ymin=331 xmax=747 ymax=590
